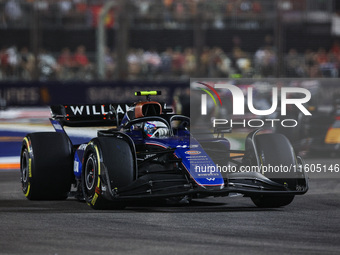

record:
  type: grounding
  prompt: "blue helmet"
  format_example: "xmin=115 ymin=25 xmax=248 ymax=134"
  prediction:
xmin=144 ymin=121 xmax=168 ymax=138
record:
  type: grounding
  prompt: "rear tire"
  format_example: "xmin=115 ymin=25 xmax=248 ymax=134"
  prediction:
xmin=251 ymin=133 xmax=297 ymax=208
xmin=82 ymin=137 xmax=136 ymax=209
xmin=20 ymin=132 xmax=73 ymax=200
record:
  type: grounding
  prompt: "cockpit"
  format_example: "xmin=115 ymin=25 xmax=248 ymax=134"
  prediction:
xmin=119 ymin=99 xmax=189 ymax=139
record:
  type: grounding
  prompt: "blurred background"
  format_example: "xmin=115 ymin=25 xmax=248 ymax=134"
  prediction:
xmin=1 ymin=0 xmax=340 ymax=163
xmin=0 ymin=0 xmax=340 ymax=82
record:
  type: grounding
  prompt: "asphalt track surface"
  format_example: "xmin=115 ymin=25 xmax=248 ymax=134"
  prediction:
xmin=0 ymin=158 xmax=340 ymax=255
xmin=0 ymin=120 xmax=339 ymax=255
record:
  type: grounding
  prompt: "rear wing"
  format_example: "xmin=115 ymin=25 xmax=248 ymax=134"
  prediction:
xmin=50 ymin=102 xmax=169 ymax=127
xmin=50 ymin=104 xmax=133 ymax=127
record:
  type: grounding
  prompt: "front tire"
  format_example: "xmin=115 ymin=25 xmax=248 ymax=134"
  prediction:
xmin=251 ymin=195 xmax=295 ymax=208
xmin=251 ymin=133 xmax=297 ymax=208
xmin=82 ymin=137 xmax=136 ymax=209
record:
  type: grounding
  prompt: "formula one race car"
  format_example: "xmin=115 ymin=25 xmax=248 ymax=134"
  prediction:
xmin=20 ymin=91 xmax=308 ymax=209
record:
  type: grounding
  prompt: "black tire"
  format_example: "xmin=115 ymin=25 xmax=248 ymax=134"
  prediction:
xmin=82 ymin=137 xmax=136 ymax=209
xmin=251 ymin=195 xmax=295 ymax=208
xmin=251 ymin=133 xmax=297 ymax=208
xmin=20 ymin=132 xmax=73 ymax=200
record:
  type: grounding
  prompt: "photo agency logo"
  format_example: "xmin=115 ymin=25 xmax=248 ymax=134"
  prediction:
xmin=196 ymin=81 xmax=312 ymax=128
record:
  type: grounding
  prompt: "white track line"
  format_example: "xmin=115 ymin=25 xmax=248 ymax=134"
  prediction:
xmin=0 ymin=157 xmax=20 ymax=163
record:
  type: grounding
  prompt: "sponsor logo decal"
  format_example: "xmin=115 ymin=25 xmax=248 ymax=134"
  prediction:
xmin=78 ymin=144 xmax=87 ymax=150
xmin=52 ymin=123 xmax=63 ymax=131
xmin=177 ymin=145 xmax=199 ymax=149
xmin=185 ymin=150 xmax=201 ymax=155
xmin=73 ymin=161 xmax=79 ymax=173
xmin=70 ymin=105 xmax=110 ymax=115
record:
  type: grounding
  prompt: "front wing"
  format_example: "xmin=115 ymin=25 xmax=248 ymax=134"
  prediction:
xmin=97 ymin=162 xmax=308 ymax=201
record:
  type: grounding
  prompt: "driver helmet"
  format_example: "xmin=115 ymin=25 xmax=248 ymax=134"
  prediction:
xmin=144 ymin=121 xmax=168 ymax=138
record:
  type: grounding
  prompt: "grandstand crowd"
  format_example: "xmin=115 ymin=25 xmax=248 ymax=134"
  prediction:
xmin=0 ymin=0 xmax=338 ymax=80
xmin=0 ymin=41 xmax=339 ymax=80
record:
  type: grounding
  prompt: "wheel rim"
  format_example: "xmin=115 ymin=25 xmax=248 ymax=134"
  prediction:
xmin=84 ymin=154 xmax=97 ymax=195
xmin=20 ymin=149 xmax=29 ymax=192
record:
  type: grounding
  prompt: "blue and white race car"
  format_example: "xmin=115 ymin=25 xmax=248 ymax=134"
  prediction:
xmin=20 ymin=91 xmax=308 ymax=209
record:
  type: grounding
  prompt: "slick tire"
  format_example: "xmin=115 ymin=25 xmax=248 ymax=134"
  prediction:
xmin=251 ymin=195 xmax=295 ymax=208
xmin=20 ymin=132 xmax=73 ymax=200
xmin=82 ymin=137 xmax=135 ymax=210
xmin=251 ymin=133 xmax=297 ymax=208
